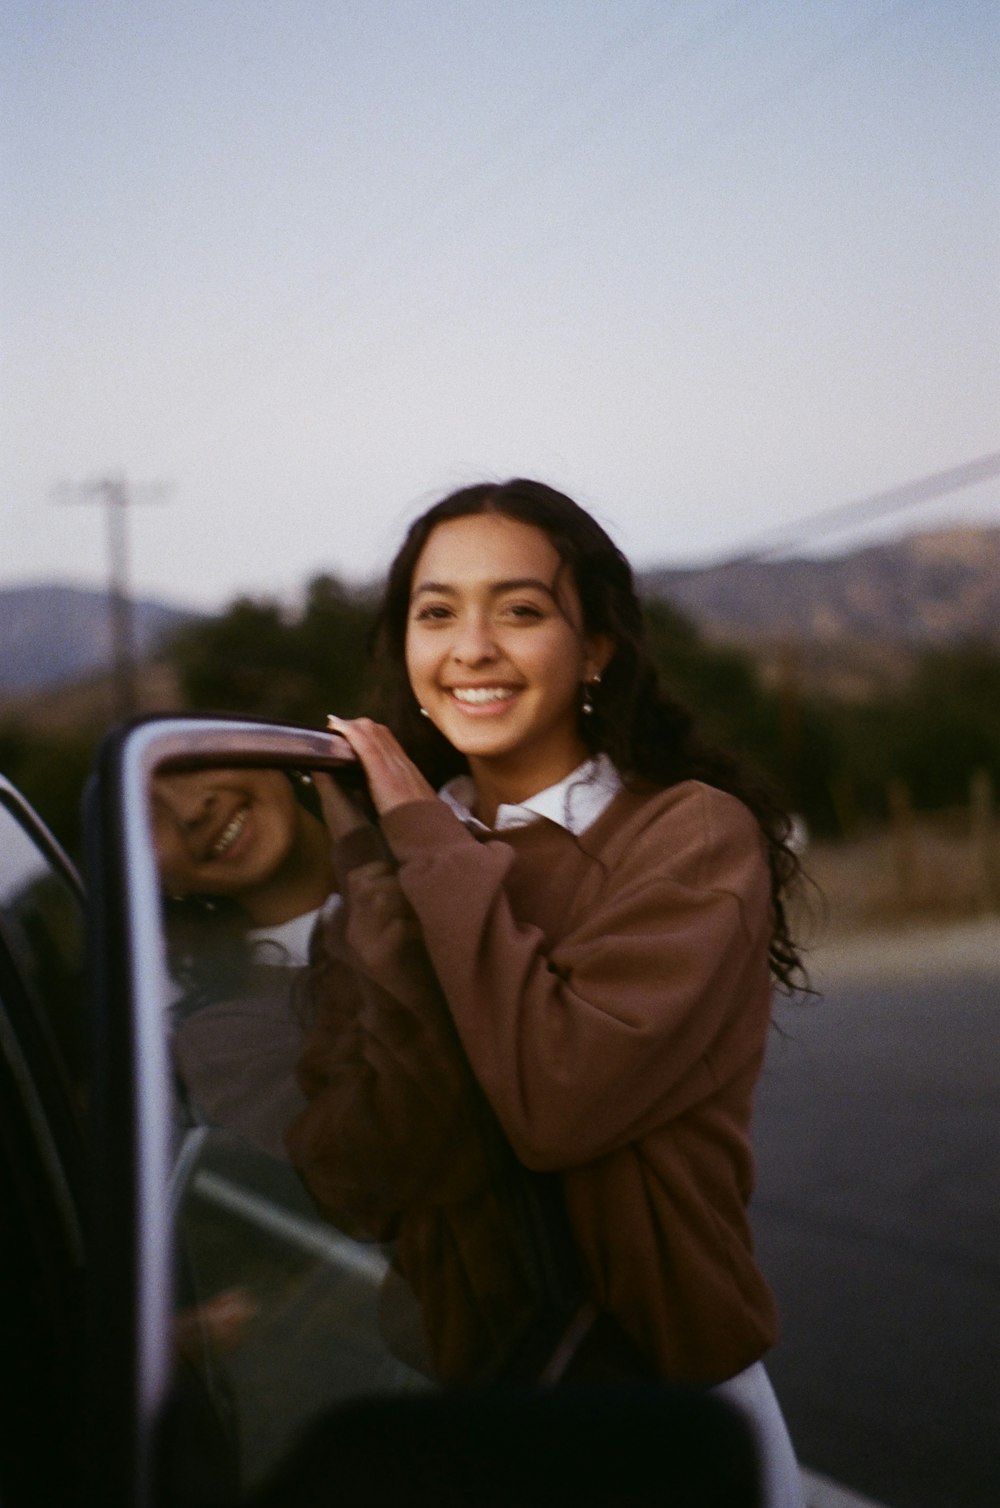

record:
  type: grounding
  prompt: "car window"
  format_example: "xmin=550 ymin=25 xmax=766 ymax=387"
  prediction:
xmin=0 ymin=784 xmax=88 ymax=1112
xmin=153 ymin=757 xmax=581 ymax=1501
xmin=0 ymin=787 xmax=87 ymax=1502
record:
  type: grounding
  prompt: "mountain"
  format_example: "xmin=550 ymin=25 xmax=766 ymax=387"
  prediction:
xmin=3 ymin=524 xmax=997 ymax=705
xmin=639 ymin=525 xmax=1000 ymax=648
xmin=0 ymin=583 xmax=198 ymax=693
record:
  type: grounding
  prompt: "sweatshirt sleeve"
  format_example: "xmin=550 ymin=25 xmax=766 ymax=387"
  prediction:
xmin=379 ymin=787 xmax=773 ymax=1171
xmin=286 ymin=828 xmax=512 ymax=1225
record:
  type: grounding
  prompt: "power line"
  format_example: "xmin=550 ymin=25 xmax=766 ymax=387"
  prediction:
xmin=720 ymin=450 xmax=1000 ymax=566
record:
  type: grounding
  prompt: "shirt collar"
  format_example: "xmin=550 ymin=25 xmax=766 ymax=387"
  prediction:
xmin=439 ymin=753 xmax=622 ymax=837
xmin=244 ymin=891 xmax=340 ymax=967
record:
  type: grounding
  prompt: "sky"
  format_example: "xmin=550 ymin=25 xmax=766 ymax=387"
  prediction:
xmin=3 ymin=0 xmax=998 ymax=611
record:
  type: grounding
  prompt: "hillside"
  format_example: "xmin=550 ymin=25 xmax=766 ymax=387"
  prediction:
xmin=640 ymin=524 xmax=1000 ymax=698
xmin=0 ymin=583 xmax=197 ymax=693
xmin=3 ymin=525 xmax=998 ymax=710
xmin=641 ymin=525 xmax=1000 ymax=647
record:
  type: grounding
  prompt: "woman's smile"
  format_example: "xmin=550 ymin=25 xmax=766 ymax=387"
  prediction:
xmin=446 ymin=684 xmax=521 ymax=712
xmin=204 ymin=801 xmax=253 ymax=861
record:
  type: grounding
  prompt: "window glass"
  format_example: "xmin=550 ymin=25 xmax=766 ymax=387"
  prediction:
xmin=156 ymin=762 xmax=572 ymax=1499
xmin=0 ymin=793 xmax=88 ymax=1107
xmin=0 ymin=794 xmax=87 ymax=1499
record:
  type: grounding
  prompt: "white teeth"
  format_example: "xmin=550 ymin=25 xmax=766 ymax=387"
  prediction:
xmin=451 ymin=687 xmax=514 ymax=704
xmin=211 ymin=807 xmax=248 ymax=856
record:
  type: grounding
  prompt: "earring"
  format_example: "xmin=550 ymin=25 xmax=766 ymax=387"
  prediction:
xmin=419 ymin=706 xmax=430 ymax=718
xmin=581 ymin=673 xmax=601 ymax=715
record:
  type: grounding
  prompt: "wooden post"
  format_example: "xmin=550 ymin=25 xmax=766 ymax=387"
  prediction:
xmin=829 ymin=771 xmax=859 ymax=840
xmin=887 ymin=777 xmax=919 ymax=914
xmin=969 ymin=768 xmax=997 ymax=914
xmin=777 ymin=643 xmax=801 ymax=800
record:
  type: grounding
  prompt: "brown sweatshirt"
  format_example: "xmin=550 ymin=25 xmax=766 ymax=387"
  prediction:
xmin=374 ymin=779 xmax=780 ymax=1384
xmin=289 ymin=818 xmax=568 ymax=1384
xmin=289 ymin=784 xmax=784 ymax=1381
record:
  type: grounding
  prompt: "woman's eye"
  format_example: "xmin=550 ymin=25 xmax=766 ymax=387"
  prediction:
xmin=413 ymin=603 xmax=452 ymax=623
xmin=502 ymin=602 xmax=545 ymax=621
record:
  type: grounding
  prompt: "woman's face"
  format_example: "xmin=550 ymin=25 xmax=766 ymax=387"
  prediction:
xmin=151 ymin=767 xmax=307 ymax=905
xmin=405 ymin=513 xmax=610 ymax=794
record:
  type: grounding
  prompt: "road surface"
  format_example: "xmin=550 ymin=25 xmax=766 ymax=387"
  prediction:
xmin=753 ymin=920 xmax=1000 ymax=1508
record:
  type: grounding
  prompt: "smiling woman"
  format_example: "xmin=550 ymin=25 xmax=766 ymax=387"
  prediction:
xmin=151 ymin=766 xmax=337 ymax=1157
xmin=151 ymin=767 xmax=334 ymax=925
xmin=294 ymin=478 xmax=810 ymax=1508
xmin=403 ymin=512 xmax=611 ymax=823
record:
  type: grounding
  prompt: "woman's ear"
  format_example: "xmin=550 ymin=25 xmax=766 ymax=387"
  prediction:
xmin=584 ymin=634 xmax=614 ymax=680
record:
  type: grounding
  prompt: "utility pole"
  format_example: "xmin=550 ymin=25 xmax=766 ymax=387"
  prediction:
xmin=54 ymin=473 xmax=167 ymax=721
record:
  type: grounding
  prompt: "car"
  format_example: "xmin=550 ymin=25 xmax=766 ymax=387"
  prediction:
xmin=0 ymin=714 xmax=762 ymax=1507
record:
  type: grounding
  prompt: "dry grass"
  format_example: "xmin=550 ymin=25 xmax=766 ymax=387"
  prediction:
xmin=792 ymin=807 xmax=1000 ymax=941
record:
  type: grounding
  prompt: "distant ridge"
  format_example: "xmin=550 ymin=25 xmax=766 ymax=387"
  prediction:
xmin=639 ymin=525 xmax=1000 ymax=648
xmin=3 ymin=524 xmax=998 ymax=698
xmin=0 ymin=583 xmax=198 ymax=692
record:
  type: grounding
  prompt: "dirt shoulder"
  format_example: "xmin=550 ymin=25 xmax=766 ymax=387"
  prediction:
xmin=803 ymin=914 xmax=1000 ymax=985
xmin=789 ymin=821 xmax=1000 ymax=984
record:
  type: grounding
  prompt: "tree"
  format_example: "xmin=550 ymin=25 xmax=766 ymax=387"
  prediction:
xmin=0 ymin=721 xmax=100 ymax=862
xmin=884 ymin=642 xmax=1000 ymax=809
xmin=166 ymin=575 xmax=377 ymax=725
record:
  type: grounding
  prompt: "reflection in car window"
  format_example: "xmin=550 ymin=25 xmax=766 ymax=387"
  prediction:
xmin=159 ymin=763 xmax=576 ymax=1499
xmin=0 ymin=792 xmax=88 ymax=1108
xmin=171 ymin=1127 xmax=431 ymax=1493
xmin=0 ymin=793 xmax=87 ymax=1501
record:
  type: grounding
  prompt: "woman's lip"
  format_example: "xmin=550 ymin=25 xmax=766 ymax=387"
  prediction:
xmin=447 ymin=686 xmax=519 ymax=701
xmin=205 ymin=803 xmax=251 ymax=860
xmin=444 ymin=686 xmax=521 ymax=714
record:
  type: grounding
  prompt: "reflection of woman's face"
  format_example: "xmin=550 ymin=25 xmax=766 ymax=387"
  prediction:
xmin=405 ymin=513 xmax=608 ymax=796
xmin=151 ymin=768 xmax=306 ymax=907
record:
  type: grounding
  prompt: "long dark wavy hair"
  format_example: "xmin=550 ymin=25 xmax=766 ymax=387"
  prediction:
xmin=369 ymin=478 xmax=805 ymax=991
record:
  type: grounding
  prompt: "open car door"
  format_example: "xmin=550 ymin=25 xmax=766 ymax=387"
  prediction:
xmin=0 ymin=777 xmax=88 ymax=1505
xmin=82 ymin=714 xmax=759 ymax=1508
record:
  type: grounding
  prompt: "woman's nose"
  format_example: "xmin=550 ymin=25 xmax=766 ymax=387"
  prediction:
xmin=159 ymin=777 xmax=216 ymax=830
xmin=450 ymin=614 xmax=498 ymax=664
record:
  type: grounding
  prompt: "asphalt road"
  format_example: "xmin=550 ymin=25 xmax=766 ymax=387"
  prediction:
xmin=751 ymin=922 xmax=1000 ymax=1508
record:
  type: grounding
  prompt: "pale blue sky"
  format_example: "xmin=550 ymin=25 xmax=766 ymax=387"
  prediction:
xmin=3 ymin=0 xmax=998 ymax=609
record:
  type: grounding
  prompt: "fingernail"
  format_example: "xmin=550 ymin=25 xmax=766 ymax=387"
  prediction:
xmin=326 ymin=714 xmax=342 ymax=729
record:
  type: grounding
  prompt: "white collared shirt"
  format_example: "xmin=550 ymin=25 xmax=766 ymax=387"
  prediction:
xmin=245 ymin=891 xmax=341 ymax=967
xmin=245 ymin=908 xmax=320 ymax=967
xmin=439 ymin=753 xmax=623 ymax=838
xmin=241 ymin=761 xmax=623 ymax=965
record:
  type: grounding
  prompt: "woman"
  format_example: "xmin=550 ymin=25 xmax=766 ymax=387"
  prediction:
xmin=152 ymin=764 xmax=337 ymax=970
xmin=154 ymin=763 xmax=549 ymax=1386
xmin=153 ymin=765 xmax=337 ymax=1155
xmin=293 ymin=478 xmax=806 ymax=1505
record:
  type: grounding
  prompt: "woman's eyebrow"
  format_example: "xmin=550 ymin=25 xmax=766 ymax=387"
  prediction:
xmin=410 ymin=581 xmax=456 ymax=599
xmin=411 ymin=576 xmax=556 ymax=599
xmin=491 ymin=577 xmax=556 ymax=597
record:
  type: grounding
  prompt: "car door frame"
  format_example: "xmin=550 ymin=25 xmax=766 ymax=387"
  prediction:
xmin=83 ymin=714 xmax=368 ymax=1508
xmin=0 ymin=777 xmax=90 ymax=1501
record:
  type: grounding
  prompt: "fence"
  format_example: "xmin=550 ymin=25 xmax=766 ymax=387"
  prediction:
xmin=795 ymin=770 xmax=999 ymax=936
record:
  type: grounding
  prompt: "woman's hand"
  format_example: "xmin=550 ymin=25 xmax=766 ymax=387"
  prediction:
xmin=175 ymin=1287 xmax=258 ymax=1359
xmin=326 ymin=716 xmax=437 ymax=816
xmin=313 ymin=770 xmax=371 ymax=842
